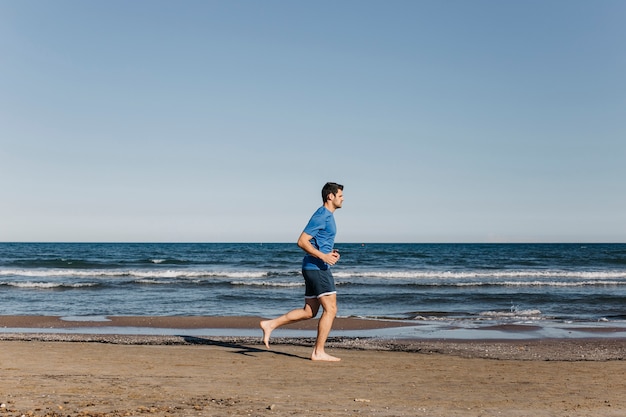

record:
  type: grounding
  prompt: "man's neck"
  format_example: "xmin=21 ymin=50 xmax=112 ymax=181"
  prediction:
xmin=324 ymin=202 xmax=336 ymax=213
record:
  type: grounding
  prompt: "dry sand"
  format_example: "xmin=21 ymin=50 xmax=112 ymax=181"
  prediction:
xmin=1 ymin=316 xmax=626 ymax=416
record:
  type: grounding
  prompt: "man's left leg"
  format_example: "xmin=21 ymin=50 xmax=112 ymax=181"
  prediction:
xmin=261 ymin=297 xmax=320 ymax=349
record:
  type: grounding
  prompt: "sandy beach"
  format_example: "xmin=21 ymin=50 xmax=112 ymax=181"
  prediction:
xmin=1 ymin=316 xmax=626 ymax=417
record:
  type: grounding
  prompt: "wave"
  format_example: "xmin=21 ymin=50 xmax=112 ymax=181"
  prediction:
xmin=479 ymin=309 xmax=543 ymax=318
xmin=409 ymin=308 xmax=546 ymax=321
xmin=1 ymin=267 xmax=626 ymax=289
xmin=134 ymin=279 xmax=189 ymax=285
xmin=142 ymin=258 xmax=192 ymax=265
xmin=0 ymin=281 xmax=100 ymax=289
xmin=5 ymin=277 xmax=621 ymax=289
xmin=230 ymin=280 xmax=303 ymax=288
xmin=481 ymin=280 xmax=623 ymax=287
xmin=0 ymin=268 xmax=299 ymax=280
xmin=335 ymin=280 xmax=626 ymax=288
xmin=120 ymin=279 xmax=305 ymax=288
xmin=7 ymin=259 xmax=112 ymax=269
xmin=333 ymin=269 xmax=626 ymax=280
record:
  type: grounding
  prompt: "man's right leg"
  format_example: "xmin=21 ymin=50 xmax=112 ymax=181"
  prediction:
xmin=311 ymin=293 xmax=340 ymax=361
xmin=260 ymin=298 xmax=320 ymax=349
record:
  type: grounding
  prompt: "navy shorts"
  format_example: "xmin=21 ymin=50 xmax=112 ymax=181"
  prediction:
xmin=303 ymin=269 xmax=336 ymax=299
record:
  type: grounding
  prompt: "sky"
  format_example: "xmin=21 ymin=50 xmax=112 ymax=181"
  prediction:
xmin=1 ymin=1 xmax=624 ymax=243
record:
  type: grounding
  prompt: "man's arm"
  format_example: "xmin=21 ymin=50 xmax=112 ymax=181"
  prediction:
xmin=297 ymin=232 xmax=340 ymax=266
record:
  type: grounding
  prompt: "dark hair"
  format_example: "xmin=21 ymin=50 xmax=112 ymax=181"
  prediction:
xmin=322 ymin=182 xmax=343 ymax=203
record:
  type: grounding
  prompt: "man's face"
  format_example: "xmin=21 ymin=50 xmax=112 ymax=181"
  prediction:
xmin=329 ymin=189 xmax=344 ymax=209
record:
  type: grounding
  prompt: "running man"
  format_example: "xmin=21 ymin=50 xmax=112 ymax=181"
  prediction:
xmin=260 ymin=182 xmax=344 ymax=361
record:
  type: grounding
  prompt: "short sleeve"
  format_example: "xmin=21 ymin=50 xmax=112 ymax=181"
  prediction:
xmin=303 ymin=208 xmax=326 ymax=237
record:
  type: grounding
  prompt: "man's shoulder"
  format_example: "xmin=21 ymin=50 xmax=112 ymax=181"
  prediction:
xmin=311 ymin=206 xmax=333 ymax=219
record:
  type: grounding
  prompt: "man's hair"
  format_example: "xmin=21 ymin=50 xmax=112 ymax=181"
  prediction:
xmin=322 ymin=182 xmax=343 ymax=203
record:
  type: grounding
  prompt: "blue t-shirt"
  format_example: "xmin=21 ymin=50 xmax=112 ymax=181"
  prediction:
xmin=301 ymin=206 xmax=336 ymax=270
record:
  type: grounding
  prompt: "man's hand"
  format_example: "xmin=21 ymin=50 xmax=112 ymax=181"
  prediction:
xmin=298 ymin=232 xmax=340 ymax=265
xmin=323 ymin=250 xmax=340 ymax=266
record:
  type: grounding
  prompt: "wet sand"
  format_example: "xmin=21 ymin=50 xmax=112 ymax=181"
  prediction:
xmin=1 ymin=316 xmax=626 ymax=416
xmin=0 ymin=315 xmax=412 ymax=331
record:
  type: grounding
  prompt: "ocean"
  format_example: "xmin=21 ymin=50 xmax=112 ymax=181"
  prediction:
xmin=1 ymin=242 xmax=625 ymax=331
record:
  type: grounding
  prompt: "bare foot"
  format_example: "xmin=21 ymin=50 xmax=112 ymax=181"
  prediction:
xmin=311 ymin=351 xmax=341 ymax=362
xmin=260 ymin=320 xmax=273 ymax=349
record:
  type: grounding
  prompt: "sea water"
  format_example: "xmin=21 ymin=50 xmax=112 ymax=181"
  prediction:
xmin=1 ymin=243 xmax=625 ymax=331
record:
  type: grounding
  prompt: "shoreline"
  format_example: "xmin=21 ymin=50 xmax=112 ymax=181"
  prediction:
xmin=1 ymin=315 xmax=625 ymax=361
xmin=0 ymin=314 xmax=411 ymax=330
xmin=1 ymin=333 xmax=626 ymax=361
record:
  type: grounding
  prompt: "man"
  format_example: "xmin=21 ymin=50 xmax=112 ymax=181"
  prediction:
xmin=260 ymin=182 xmax=344 ymax=361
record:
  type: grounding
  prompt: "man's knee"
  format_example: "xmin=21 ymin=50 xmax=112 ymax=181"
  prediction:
xmin=325 ymin=304 xmax=337 ymax=317
xmin=320 ymin=296 xmax=338 ymax=316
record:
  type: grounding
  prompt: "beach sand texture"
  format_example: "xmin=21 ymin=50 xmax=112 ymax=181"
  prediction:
xmin=1 ymin=333 xmax=626 ymax=417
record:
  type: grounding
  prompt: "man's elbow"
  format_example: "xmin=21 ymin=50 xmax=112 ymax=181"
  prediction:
xmin=296 ymin=234 xmax=308 ymax=250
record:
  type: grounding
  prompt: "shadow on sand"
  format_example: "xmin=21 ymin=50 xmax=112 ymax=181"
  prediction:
xmin=179 ymin=335 xmax=306 ymax=359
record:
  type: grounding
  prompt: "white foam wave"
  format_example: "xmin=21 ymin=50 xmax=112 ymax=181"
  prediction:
xmin=445 ymin=280 xmax=624 ymax=287
xmin=1 ymin=267 xmax=625 ymax=285
xmin=497 ymin=280 xmax=622 ymax=287
xmin=479 ymin=309 xmax=543 ymax=318
xmin=334 ymin=270 xmax=626 ymax=280
xmin=2 ymin=281 xmax=98 ymax=289
xmin=230 ymin=280 xmax=303 ymax=288
xmin=0 ymin=268 xmax=270 ymax=280
xmin=134 ymin=279 xmax=180 ymax=285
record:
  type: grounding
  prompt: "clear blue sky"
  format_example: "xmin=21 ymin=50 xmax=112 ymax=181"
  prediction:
xmin=1 ymin=1 xmax=624 ymax=243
